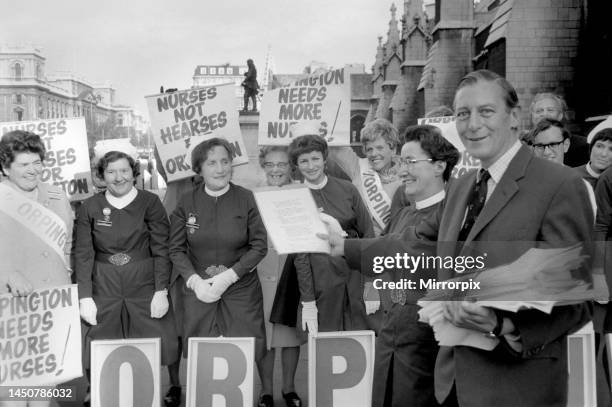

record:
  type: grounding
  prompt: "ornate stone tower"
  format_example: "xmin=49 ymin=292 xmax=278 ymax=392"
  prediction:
xmin=375 ymin=3 xmax=402 ymax=121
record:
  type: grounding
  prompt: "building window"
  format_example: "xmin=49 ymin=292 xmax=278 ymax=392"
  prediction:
xmin=15 ymin=94 xmax=23 ymax=104
xmin=210 ymin=67 xmax=216 ymax=75
xmin=14 ymin=108 xmax=24 ymax=121
xmin=219 ymin=67 xmax=226 ymax=75
xmin=117 ymin=115 xmax=124 ymax=126
xmin=13 ymin=63 xmax=23 ymax=80
xmin=200 ymin=67 xmax=207 ymax=75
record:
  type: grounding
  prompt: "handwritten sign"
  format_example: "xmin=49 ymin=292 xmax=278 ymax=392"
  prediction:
xmin=186 ymin=337 xmax=254 ymax=407
xmin=0 ymin=285 xmax=81 ymax=386
xmin=308 ymin=331 xmax=375 ymax=407
xmin=91 ymin=338 xmax=160 ymax=407
xmin=0 ymin=118 xmax=92 ymax=201
xmin=145 ymin=84 xmax=248 ymax=182
xmin=418 ymin=116 xmax=481 ymax=178
xmin=258 ymin=68 xmax=351 ymax=146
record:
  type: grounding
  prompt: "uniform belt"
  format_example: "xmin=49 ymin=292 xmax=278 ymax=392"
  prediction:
xmin=95 ymin=250 xmax=150 ymax=266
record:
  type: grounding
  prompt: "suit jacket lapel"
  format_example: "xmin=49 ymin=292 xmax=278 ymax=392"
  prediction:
xmin=464 ymin=146 xmax=531 ymax=243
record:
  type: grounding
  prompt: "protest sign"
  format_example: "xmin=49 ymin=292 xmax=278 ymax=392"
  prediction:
xmin=308 ymin=331 xmax=375 ymax=407
xmin=566 ymin=322 xmax=597 ymax=407
xmin=253 ymin=184 xmax=330 ymax=255
xmin=0 ymin=285 xmax=81 ymax=386
xmin=258 ymin=67 xmax=351 ymax=146
xmin=91 ymin=338 xmax=160 ymax=407
xmin=145 ymin=84 xmax=248 ymax=182
xmin=0 ymin=117 xmax=92 ymax=201
xmin=186 ymin=337 xmax=254 ymax=407
xmin=418 ymin=116 xmax=481 ymax=178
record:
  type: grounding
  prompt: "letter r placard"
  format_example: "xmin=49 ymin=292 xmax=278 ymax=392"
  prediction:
xmin=186 ymin=337 xmax=254 ymax=407
xmin=308 ymin=331 xmax=375 ymax=407
xmin=91 ymin=338 xmax=160 ymax=407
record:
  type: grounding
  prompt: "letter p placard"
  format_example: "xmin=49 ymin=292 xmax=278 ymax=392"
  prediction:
xmin=186 ymin=337 xmax=254 ymax=407
xmin=309 ymin=331 xmax=375 ymax=406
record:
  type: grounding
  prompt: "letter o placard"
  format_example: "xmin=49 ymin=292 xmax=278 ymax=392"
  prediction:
xmin=91 ymin=339 xmax=160 ymax=407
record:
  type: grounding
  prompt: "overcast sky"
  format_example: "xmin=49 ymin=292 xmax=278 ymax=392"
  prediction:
xmin=2 ymin=0 xmax=398 ymax=117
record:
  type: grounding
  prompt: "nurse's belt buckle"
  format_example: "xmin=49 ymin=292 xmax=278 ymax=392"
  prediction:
xmin=204 ymin=264 xmax=227 ymax=277
xmin=109 ymin=253 xmax=131 ymax=266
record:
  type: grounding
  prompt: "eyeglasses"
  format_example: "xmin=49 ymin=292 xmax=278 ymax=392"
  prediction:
xmin=532 ymin=140 xmax=565 ymax=152
xmin=399 ymin=157 xmax=433 ymax=167
xmin=263 ymin=162 xmax=289 ymax=169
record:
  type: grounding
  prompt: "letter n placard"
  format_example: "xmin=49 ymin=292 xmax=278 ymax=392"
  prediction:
xmin=186 ymin=337 xmax=254 ymax=407
xmin=91 ymin=338 xmax=160 ymax=407
xmin=566 ymin=322 xmax=596 ymax=407
xmin=308 ymin=330 xmax=375 ymax=407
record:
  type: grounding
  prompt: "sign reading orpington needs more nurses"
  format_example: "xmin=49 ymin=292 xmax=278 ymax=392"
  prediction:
xmin=0 ymin=117 xmax=93 ymax=201
xmin=145 ymin=83 xmax=248 ymax=183
xmin=258 ymin=67 xmax=351 ymax=146
xmin=418 ymin=115 xmax=481 ymax=179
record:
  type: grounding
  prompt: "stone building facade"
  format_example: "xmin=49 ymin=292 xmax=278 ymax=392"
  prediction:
xmin=0 ymin=45 xmax=147 ymax=142
xmin=370 ymin=0 xmax=612 ymax=135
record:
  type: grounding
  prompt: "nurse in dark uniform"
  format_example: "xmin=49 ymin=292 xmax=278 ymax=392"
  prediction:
xmin=288 ymin=134 xmax=374 ymax=337
xmin=168 ymin=137 xmax=268 ymax=361
xmin=75 ymin=151 xmax=178 ymax=369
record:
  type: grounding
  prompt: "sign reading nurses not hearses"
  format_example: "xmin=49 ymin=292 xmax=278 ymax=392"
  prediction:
xmin=145 ymin=83 xmax=248 ymax=183
xmin=418 ymin=116 xmax=481 ymax=179
xmin=0 ymin=117 xmax=93 ymax=201
xmin=258 ymin=67 xmax=351 ymax=146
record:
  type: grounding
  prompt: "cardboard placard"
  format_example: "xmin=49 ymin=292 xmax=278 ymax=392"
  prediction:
xmin=0 ymin=117 xmax=93 ymax=201
xmin=186 ymin=337 xmax=254 ymax=407
xmin=258 ymin=67 xmax=351 ymax=146
xmin=90 ymin=338 xmax=160 ymax=407
xmin=308 ymin=331 xmax=375 ymax=407
xmin=145 ymin=84 xmax=248 ymax=183
xmin=0 ymin=285 xmax=81 ymax=386
xmin=566 ymin=322 xmax=597 ymax=407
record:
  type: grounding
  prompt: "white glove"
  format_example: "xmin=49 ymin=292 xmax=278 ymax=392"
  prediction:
xmin=187 ymin=274 xmax=220 ymax=303
xmin=301 ymin=301 xmax=318 ymax=334
xmin=365 ymin=300 xmax=380 ymax=315
xmin=150 ymin=289 xmax=169 ymax=318
xmin=208 ymin=268 xmax=239 ymax=298
xmin=7 ymin=270 xmax=33 ymax=297
xmin=319 ymin=212 xmax=348 ymax=237
xmin=79 ymin=297 xmax=98 ymax=325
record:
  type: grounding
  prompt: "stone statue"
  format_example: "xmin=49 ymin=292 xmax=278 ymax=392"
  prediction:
xmin=242 ymin=59 xmax=259 ymax=112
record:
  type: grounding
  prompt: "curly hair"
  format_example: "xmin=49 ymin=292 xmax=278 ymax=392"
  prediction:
xmin=360 ymin=119 xmax=400 ymax=153
xmin=0 ymin=130 xmax=46 ymax=176
xmin=96 ymin=151 xmax=140 ymax=180
xmin=288 ymin=134 xmax=328 ymax=167
xmin=258 ymin=145 xmax=289 ymax=168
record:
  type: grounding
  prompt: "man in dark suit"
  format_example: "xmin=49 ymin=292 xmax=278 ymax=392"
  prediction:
xmin=323 ymin=70 xmax=593 ymax=407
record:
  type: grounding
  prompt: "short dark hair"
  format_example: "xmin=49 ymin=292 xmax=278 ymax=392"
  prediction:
xmin=455 ymin=69 xmax=519 ymax=110
xmin=96 ymin=151 xmax=140 ymax=179
xmin=0 ymin=130 xmax=46 ymax=176
xmin=402 ymin=125 xmax=460 ymax=181
xmin=590 ymin=128 xmax=612 ymax=153
xmin=191 ymin=137 xmax=233 ymax=174
xmin=258 ymin=146 xmax=289 ymax=168
xmin=288 ymin=134 xmax=328 ymax=166
xmin=530 ymin=118 xmax=570 ymax=142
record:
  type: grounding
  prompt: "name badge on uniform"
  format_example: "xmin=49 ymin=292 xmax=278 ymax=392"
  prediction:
xmin=96 ymin=207 xmax=112 ymax=227
xmin=186 ymin=213 xmax=200 ymax=234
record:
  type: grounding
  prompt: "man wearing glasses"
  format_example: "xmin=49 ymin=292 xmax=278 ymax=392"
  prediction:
xmin=529 ymin=92 xmax=588 ymax=166
xmin=530 ymin=118 xmax=570 ymax=165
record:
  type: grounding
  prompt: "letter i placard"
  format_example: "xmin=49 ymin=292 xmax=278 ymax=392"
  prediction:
xmin=90 ymin=338 xmax=160 ymax=407
xmin=186 ymin=337 xmax=254 ymax=407
xmin=308 ymin=331 xmax=375 ymax=407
